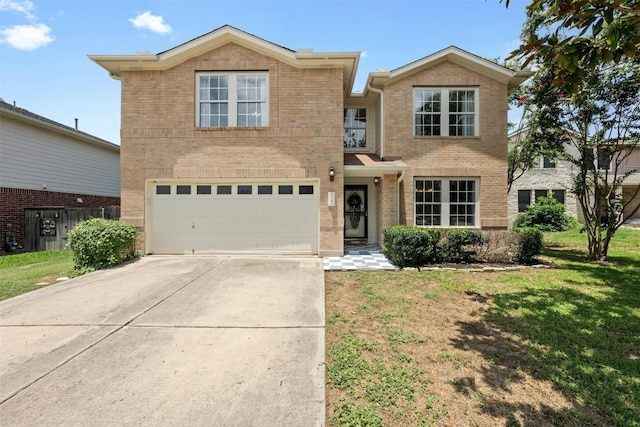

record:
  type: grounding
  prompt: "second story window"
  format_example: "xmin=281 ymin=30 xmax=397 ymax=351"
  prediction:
xmin=597 ymin=147 xmax=612 ymax=171
xmin=344 ymin=108 xmax=367 ymax=148
xmin=197 ymin=72 xmax=268 ymax=128
xmin=542 ymin=156 xmax=557 ymax=168
xmin=414 ymin=88 xmax=477 ymax=137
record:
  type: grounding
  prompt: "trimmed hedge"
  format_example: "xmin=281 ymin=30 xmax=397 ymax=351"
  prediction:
xmin=383 ymin=226 xmax=485 ymax=269
xmin=383 ymin=225 xmax=542 ymax=269
xmin=382 ymin=225 xmax=441 ymax=268
xmin=438 ymin=229 xmax=486 ymax=263
xmin=513 ymin=227 xmax=544 ymax=265
xmin=67 ymin=218 xmax=137 ymax=273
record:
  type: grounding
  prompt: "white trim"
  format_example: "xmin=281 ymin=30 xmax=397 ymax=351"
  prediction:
xmin=413 ymin=87 xmax=479 ymax=137
xmin=195 ymin=72 xmax=269 ymax=128
xmin=343 ymin=107 xmax=368 ymax=151
xmin=414 ymin=177 xmax=480 ymax=228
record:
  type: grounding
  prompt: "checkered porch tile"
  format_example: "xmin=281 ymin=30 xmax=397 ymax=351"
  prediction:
xmin=323 ymin=245 xmax=398 ymax=271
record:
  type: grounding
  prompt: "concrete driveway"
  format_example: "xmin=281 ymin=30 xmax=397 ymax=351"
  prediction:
xmin=0 ymin=256 xmax=325 ymax=426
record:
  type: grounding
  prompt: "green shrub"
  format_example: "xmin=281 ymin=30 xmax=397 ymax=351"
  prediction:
xmin=382 ymin=225 xmax=440 ymax=268
xmin=384 ymin=225 xmax=542 ymax=267
xmin=438 ymin=229 xmax=485 ymax=263
xmin=67 ymin=218 xmax=137 ymax=272
xmin=514 ymin=227 xmax=543 ymax=264
xmin=513 ymin=194 xmax=571 ymax=232
xmin=383 ymin=226 xmax=486 ymax=268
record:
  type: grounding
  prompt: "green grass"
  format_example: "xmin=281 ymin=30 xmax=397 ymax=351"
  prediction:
xmin=0 ymin=250 xmax=74 ymax=301
xmin=327 ymin=333 xmax=447 ymax=426
xmin=326 ymin=228 xmax=640 ymax=426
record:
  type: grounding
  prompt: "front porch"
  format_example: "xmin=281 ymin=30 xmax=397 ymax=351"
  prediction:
xmin=342 ymin=153 xmax=409 ymax=247
xmin=323 ymin=245 xmax=398 ymax=271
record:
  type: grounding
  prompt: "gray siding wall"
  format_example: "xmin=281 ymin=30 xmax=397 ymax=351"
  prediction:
xmin=0 ymin=116 xmax=120 ymax=197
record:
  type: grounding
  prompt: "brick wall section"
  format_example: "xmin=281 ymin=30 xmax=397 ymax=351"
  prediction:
xmin=119 ymin=43 xmax=345 ymax=254
xmin=0 ymin=187 xmax=120 ymax=253
xmin=378 ymin=173 xmax=399 ymax=232
xmin=384 ymin=61 xmax=510 ymax=229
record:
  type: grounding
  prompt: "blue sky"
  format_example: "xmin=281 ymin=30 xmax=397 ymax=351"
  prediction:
xmin=1 ymin=0 xmax=529 ymax=144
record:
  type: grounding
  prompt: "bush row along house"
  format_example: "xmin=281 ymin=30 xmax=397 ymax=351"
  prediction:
xmin=0 ymin=100 xmax=120 ymax=254
xmin=89 ymin=25 xmax=532 ymax=256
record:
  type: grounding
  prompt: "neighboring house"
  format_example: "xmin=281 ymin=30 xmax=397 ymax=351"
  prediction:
xmin=0 ymin=100 xmax=120 ymax=253
xmin=508 ymin=128 xmax=640 ymax=227
xmin=507 ymin=128 xmax=581 ymax=226
xmin=600 ymin=144 xmax=640 ymax=225
xmin=89 ymin=25 xmax=530 ymax=256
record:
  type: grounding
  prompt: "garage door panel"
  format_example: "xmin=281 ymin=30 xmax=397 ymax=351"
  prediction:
xmin=150 ymin=182 xmax=318 ymax=254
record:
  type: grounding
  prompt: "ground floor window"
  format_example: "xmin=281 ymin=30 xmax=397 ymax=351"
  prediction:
xmin=518 ymin=189 xmax=565 ymax=212
xmin=415 ymin=178 xmax=478 ymax=227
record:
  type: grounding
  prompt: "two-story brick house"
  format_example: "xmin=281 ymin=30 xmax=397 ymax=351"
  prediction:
xmin=90 ymin=25 xmax=530 ymax=256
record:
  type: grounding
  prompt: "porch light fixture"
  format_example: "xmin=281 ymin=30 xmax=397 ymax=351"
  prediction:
xmin=374 ymin=177 xmax=380 ymax=187
xmin=329 ymin=166 xmax=335 ymax=181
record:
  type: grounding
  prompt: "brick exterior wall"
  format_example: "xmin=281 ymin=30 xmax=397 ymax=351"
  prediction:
xmin=119 ymin=43 xmax=345 ymax=255
xmin=0 ymin=187 xmax=120 ymax=254
xmin=383 ymin=61 xmax=511 ymax=229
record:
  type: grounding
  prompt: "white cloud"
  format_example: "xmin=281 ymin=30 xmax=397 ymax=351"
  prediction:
xmin=0 ymin=23 xmax=54 ymax=50
xmin=0 ymin=0 xmax=35 ymax=20
xmin=129 ymin=11 xmax=172 ymax=35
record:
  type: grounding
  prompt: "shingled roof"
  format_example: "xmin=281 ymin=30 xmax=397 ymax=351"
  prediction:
xmin=0 ymin=99 xmax=119 ymax=151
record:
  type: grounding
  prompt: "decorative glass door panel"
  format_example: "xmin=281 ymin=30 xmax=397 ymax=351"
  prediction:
xmin=344 ymin=185 xmax=367 ymax=239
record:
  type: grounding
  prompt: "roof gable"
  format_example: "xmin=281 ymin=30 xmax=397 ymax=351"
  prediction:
xmin=89 ymin=25 xmax=360 ymax=93
xmin=366 ymin=46 xmax=531 ymax=92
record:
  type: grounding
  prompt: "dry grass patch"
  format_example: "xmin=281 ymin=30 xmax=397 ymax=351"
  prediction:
xmin=326 ymin=229 xmax=640 ymax=426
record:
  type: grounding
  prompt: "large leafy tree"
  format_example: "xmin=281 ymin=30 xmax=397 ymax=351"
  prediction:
xmin=520 ymin=59 xmax=640 ymax=261
xmin=505 ymin=0 xmax=640 ymax=94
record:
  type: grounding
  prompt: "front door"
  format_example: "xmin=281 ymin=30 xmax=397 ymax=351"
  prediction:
xmin=344 ymin=185 xmax=367 ymax=239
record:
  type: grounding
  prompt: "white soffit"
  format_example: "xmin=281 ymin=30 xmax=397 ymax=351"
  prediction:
xmin=88 ymin=25 xmax=360 ymax=91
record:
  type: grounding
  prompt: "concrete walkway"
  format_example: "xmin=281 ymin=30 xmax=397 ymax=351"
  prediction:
xmin=0 ymin=256 xmax=325 ymax=426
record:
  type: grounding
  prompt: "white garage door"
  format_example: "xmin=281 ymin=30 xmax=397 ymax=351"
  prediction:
xmin=150 ymin=182 xmax=318 ymax=254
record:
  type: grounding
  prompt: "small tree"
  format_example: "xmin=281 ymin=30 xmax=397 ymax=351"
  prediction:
xmin=520 ymin=59 xmax=640 ymax=261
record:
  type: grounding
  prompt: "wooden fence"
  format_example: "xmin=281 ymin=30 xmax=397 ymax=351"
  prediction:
xmin=24 ymin=206 xmax=121 ymax=252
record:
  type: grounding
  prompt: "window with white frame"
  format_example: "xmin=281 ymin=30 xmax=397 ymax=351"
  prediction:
xmin=415 ymin=178 xmax=478 ymax=227
xmin=344 ymin=108 xmax=367 ymax=148
xmin=414 ymin=88 xmax=477 ymax=137
xmin=197 ymin=72 xmax=268 ymax=127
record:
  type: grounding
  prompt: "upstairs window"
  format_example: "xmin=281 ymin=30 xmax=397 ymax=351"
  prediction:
xmin=597 ymin=148 xmax=612 ymax=171
xmin=344 ymin=108 xmax=367 ymax=149
xmin=414 ymin=88 xmax=477 ymax=137
xmin=542 ymin=156 xmax=556 ymax=168
xmin=197 ymin=73 xmax=268 ymax=128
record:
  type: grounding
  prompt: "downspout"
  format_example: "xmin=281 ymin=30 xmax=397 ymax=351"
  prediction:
xmin=367 ymin=84 xmax=384 ymax=161
xmin=368 ymin=83 xmax=392 ymax=226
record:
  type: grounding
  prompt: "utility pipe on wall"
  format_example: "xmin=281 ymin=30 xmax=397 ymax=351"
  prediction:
xmin=367 ymin=84 xmax=384 ymax=161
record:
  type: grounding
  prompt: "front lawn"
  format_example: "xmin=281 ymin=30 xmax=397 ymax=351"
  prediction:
xmin=325 ymin=228 xmax=640 ymax=426
xmin=0 ymin=250 xmax=74 ymax=301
